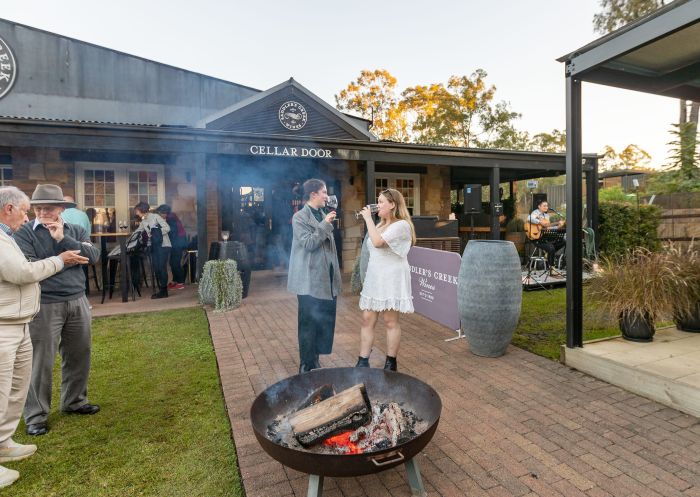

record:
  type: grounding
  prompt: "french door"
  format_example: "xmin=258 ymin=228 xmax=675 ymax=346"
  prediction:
xmin=75 ymin=163 xmax=165 ymax=233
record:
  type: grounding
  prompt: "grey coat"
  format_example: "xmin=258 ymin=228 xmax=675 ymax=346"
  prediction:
xmin=287 ymin=205 xmax=341 ymax=300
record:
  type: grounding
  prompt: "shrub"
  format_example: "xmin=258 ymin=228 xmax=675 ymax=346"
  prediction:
xmin=599 ymin=186 xmax=635 ymax=203
xmin=199 ymin=260 xmax=243 ymax=311
xmin=587 ymin=248 xmax=683 ymax=324
xmin=598 ymin=201 xmax=661 ymax=258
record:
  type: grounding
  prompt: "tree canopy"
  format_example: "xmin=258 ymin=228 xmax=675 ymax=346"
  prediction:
xmin=592 ymin=0 xmax=665 ymax=34
xmin=599 ymin=144 xmax=652 ymax=171
xmin=336 ymin=68 xmax=563 ymax=152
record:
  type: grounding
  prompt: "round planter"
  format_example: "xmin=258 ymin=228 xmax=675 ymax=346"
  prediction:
xmin=458 ymin=240 xmax=522 ymax=357
xmin=675 ymin=301 xmax=700 ymax=333
xmin=619 ymin=311 xmax=655 ymax=342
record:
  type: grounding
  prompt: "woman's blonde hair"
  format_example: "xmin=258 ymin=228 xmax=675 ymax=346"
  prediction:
xmin=378 ymin=188 xmax=416 ymax=245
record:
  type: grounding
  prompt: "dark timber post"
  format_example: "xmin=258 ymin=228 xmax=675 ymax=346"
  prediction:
xmin=365 ymin=160 xmax=375 ymax=205
xmin=589 ymin=158 xmax=600 ymax=253
xmin=195 ymin=152 xmax=208 ymax=280
xmin=490 ymin=167 xmax=500 ymax=240
xmin=565 ymin=76 xmax=583 ymax=348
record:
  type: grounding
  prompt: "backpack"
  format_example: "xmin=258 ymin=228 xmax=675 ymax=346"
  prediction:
xmin=125 ymin=230 xmax=149 ymax=255
xmin=149 ymin=224 xmax=163 ymax=250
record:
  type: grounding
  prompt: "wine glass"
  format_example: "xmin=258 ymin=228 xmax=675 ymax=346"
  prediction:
xmin=221 ymin=230 xmax=230 ymax=241
xmin=354 ymin=204 xmax=379 ymax=219
xmin=326 ymin=195 xmax=338 ymax=210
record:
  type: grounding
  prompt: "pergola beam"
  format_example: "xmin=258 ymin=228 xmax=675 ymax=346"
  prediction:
xmin=562 ymin=0 xmax=700 ymax=79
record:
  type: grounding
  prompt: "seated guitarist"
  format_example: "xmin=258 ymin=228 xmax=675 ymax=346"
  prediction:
xmin=528 ymin=200 xmax=565 ymax=270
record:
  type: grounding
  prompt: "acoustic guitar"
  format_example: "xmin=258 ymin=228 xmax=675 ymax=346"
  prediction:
xmin=524 ymin=219 xmax=566 ymax=240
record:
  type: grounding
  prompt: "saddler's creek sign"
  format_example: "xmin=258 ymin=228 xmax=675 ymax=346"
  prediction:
xmin=249 ymin=145 xmax=333 ymax=158
xmin=0 ymin=37 xmax=17 ymax=100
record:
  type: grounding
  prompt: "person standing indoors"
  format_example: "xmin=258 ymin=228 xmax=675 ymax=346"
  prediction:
xmin=0 ymin=186 xmax=88 ymax=487
xmin=155 ymin=204 xmax=187 ymax=290
xmin=356 ymin=189 xmax=415 ymax=372
xmin=12 ymin=184 xmax=100 ymax=438
xmin=134 ymin=202 xmax=171 ymax=299
xmin=287 ymin=179 xmax=341 ymax=374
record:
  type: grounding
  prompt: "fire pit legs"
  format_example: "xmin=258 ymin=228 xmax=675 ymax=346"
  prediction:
xmin=307 ymin=474 xmax=323 ymax=497
xmin=405 ymin=458 xmax=426 ymax=497
xmin=304 ymin=460 xmax=425 ymax=497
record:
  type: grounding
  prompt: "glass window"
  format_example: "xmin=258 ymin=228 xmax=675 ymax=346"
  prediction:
xmin=375 ymin=175 xmax=420 ymax=215
xmin=0 ymin=166 xmax=12 ymax=186
xmin=83 ymin=168 xmax=117 ymax=233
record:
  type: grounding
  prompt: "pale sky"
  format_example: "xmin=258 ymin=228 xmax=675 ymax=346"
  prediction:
xmin=1 ymin=0 xmax=680 ymax=168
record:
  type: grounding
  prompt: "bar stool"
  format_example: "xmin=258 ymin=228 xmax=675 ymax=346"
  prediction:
xmin=529 ymin=246 xmax=549 ymax=273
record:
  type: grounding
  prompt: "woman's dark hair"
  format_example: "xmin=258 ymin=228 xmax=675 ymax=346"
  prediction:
xmin=537 ymin=199 xmax=548 ymax=208
xmin=156 ymin=204 xmax=171 ymax=215
xmin=134 ymin=201 xmax=150 ymax=214
xmin=302 ymin=179 xmax=326 ymax=200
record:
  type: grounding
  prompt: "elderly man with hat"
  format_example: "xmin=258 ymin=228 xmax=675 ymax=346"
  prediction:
xmin=13 ymin=185 xmax=101 ymax=437
xmin=0 ymin=186 xmax=88 ymax=487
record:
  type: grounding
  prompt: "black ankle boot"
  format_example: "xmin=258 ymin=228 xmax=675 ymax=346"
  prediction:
xmin=355 ymin=356 xmax=370 ymax=367
xmin=383 ymin=356 xmax=397 ymax=371
xmin=151 ymin=288 xmax=168 ymax=299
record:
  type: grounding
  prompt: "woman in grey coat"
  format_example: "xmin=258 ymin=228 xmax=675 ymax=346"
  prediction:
xmin=287 ymin=179 xmax=341 ymax=374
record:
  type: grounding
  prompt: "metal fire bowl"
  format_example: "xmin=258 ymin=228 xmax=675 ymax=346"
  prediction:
xmin=250 ymin=367 xmax=442 ymax=478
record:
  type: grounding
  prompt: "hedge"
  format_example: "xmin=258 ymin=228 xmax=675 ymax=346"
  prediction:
xmin=598 ymin=201 xmax=662 ymax=258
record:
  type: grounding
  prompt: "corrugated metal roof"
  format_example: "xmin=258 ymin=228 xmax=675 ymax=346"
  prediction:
xmin=0 ymin=114 xmax=171 ymax=128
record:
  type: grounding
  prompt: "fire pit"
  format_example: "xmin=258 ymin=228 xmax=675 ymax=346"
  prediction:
xmin=250 ymin=367 xmax=442 ymax=497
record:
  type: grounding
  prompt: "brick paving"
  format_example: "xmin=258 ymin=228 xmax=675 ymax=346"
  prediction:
xmin=208 ymin=272 xmax=699 ymax=497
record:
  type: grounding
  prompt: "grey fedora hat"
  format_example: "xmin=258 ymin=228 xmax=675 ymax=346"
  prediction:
xmin=30 ymin=184 xmax=76 ymax=208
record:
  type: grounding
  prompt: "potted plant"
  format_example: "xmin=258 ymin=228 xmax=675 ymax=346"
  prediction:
xmin=199 ymin=259 xmax=243 ymax=311
xmin=666 ymin=243 xmax=700 ymax=332
xmin=505 ymin=217 xmax=526 ymax=256
xmin=587 ymin=248 xmax=682 ymax=342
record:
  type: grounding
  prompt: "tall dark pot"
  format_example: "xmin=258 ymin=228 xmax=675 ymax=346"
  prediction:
xmin=675 ymin=301 xmax=700 ymax=333
xmin=458 ymin=240 xmax=522 ymax=357
xmin=619 ymin=310 xmax=655 ymax=342
xmin=219 ymin=241 xmax=252 ymax=299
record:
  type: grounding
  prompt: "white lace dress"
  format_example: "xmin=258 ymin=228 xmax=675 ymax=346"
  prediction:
xmin=359 ymin=220 xmax=414 ymax=313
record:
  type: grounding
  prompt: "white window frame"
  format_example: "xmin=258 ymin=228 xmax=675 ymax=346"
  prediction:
xmin=375 ymin=173 xmax=421 ymax=215
xmin=0 ymin=165 xmax=11 ymax=186
xmin=75 ymin=162 xmax=165 ymax=227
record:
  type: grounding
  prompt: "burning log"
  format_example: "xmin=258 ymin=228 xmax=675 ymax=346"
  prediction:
xmin=289 ymin=384 xmax=371 ymax=446
xmin=298 ymin=384 xmax=335 ymax=409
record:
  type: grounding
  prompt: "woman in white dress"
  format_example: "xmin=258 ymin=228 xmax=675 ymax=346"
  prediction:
xmin=356 ymin=189 xmax=416 ymax=371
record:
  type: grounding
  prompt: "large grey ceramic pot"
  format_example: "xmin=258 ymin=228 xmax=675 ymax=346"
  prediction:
xmin=458 ymin=240 xmax=522 ymax=357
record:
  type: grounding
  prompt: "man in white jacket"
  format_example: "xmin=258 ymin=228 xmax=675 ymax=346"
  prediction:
xmin=0 ymin=186 xmax=87 ymax=488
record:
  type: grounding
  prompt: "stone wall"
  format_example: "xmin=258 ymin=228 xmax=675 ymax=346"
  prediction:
xmin=5 ymin=147 xmax=75 ymax=198
xmin=421 ymin=165 xmax=451 ymax=218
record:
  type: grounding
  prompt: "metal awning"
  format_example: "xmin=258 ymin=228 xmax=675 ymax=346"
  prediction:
xmin=559 ymin=0 xmax=700 ymax=100
xmin=561 ymin=0 xmax=700 ymax=349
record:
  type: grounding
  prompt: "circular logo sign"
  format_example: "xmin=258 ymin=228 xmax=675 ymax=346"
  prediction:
xmin=0 ymin=37 xmax=17 ymax=100
xmin=278 ymin=101 xmax=308 ymax=131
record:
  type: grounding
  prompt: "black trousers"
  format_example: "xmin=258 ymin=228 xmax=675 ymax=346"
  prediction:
xmin=151 ymin=246 xmax=171 ymax=291
xmin=297 ymin=294 xmax=337 ymax=368
xmin=534 ymin=239 xmax=566 ymax=267
xmin=169 ymin=246 xmax=186 ymax=284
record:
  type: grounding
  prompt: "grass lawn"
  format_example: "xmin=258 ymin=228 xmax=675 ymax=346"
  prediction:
xmin=513 ymin=287 xmax=621 ymax=360
xmin=8 ymin=307 xmax=242 ymax=497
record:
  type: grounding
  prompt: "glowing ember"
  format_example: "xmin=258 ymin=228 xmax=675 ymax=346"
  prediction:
xmin=322 ymin=430 xmax=363 ymax=454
